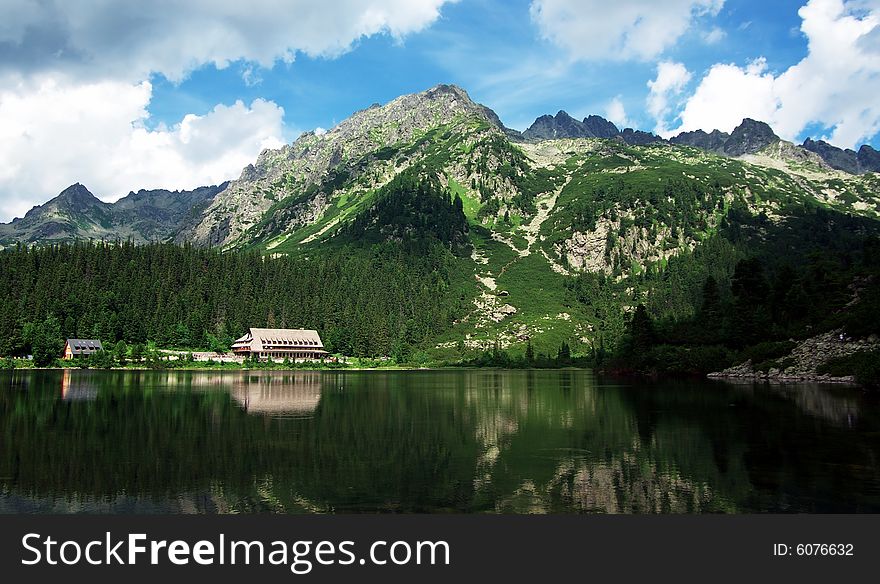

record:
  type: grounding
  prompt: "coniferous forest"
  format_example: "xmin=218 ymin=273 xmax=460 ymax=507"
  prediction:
xmin=0 ymin=173 xmax=479 ymax=363
xmin=0 ymin=240 xmax=471 ymax=361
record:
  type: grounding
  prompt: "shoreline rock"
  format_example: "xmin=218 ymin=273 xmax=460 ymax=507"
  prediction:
xmin=708 ymin=329 xmax=880 ymax=386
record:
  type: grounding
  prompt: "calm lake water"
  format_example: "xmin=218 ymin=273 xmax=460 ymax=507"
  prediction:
xmin=1 ymin=369 xmax=878 ymax=514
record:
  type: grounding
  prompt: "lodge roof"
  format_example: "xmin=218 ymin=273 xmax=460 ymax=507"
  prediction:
xmin=232 ymin=328 xmax=324 ymax=351
xmin=65 ymin=339 xmax=104 ymax=355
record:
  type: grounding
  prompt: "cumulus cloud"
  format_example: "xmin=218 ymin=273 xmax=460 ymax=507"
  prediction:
xmin=529 ymin=0 xmax=724 ymax=61
xmin=0 ymin=75 xmax=285 ymax=221
xmin=0 ymin=0 xmax=456 ymax=82
xmin=674 ymin=0 xmax=880 ymax=148
xmin=647 ymin=61 xmax=692 ymax=136
xmin=605 ymin=97 xmax=632 ymax=129
xmin=0 ymin=0 xmax=454 ymax=221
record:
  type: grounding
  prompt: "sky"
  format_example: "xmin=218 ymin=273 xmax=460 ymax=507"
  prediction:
xmin=1 ymin=0 xmax=880 ymax=222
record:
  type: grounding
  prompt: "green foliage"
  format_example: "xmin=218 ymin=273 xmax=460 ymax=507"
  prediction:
xmin=817 ymin=350 xmax=880 ymax=388
xmin=22 ymin=315 xmax=63 ymax=367
xmin=130 ymin=343 xmax=144 ymax=364
xmin=628 ymin=305 xmax=656 ymax=354
xmin=341 ymin=170 xmax=471 ymax=256
xmin=113 ymin=341 xmax=128 ymax=366
xmin=87 ymin=350 xmax=114 ymax=370
xmin=633 ymin=344 xmax=734 ymax=376
xmin=738 ymin=341 xmax=798 ymax=366
xmin=0 ymin=238 xmax=473 ymax=360
xmin=587 ymin=200 xmax=880 ymax=377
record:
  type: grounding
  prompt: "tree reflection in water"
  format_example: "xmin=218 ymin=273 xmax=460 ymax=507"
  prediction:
xmin=0 ymin=369 xmax=878 ymax=514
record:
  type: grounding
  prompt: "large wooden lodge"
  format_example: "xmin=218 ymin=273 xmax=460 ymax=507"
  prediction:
xmin=232 ymin=328 xmax=328 ymax=361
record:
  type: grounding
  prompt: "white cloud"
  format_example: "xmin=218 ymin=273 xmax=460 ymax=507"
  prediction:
xmin=529 ymin=0 xmax=724 ymax=61
xmin=0 ymin=75 xmax=285 ymax=221
xmin=0 ymin=0 xmax=454 ymax=221
xmin=674 ymin=0 xmax=880 ymax=148
xmin=605 ymin=97 xmax=632 ymax=129
xmin=0 ymin=0 xmax=456 ymax=83
xmin=703 ymin=27 xmax=727 ymax=44
xmin=647 ymin=61 xmax=692 ymax=136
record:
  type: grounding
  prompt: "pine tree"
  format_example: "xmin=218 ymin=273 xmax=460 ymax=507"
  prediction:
xmin=114 ymin=340 xmax=128 ymax=366
xmin=699 ymin=276 xmax=722 ymax=325
xmin=628 ymin=304 xmax=655 ymax=354
xmin=23 ymin=315 xmax=63 ymax=367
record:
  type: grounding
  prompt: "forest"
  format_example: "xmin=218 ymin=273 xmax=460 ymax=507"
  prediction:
xmin=595 ymin=207 xmax=880 ymax=385
xmin=0 ymin=175 xmax=477 ymax=364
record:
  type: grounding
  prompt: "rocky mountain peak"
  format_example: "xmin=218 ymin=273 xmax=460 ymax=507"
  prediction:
xmin=619 ymin=128 xmax=665 ymax=146
xmin=858 ymin=144 xmax=880 ymax=173
xmin=723 ymin=118 xmax=780 ymax=156
xmin=802 ymin=138 xmax=861 ymax=174
xmin=184 ymin=83 xmax=516 ymax=247
xmin=670 ymin=129 xmax=730 ymax=152
xmin=582 ymin=115 xmax=620 ymax=139
xmin=523 ymin=110 xmax=597 ymax=141
xmin=54 ymin=183 xmax=104 ymax=209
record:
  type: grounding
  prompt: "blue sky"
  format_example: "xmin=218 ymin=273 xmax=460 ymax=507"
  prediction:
xmin=146 ymin=0 xmax=812 ymax=136
xmin=1 ymin=0 xmax=879 ymax=221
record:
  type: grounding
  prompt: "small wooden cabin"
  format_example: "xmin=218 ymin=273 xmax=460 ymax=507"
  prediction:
xmin=232 ymin=328 xmax=327 ymax=361
xmin=63 ymin=339 xmax=104 ymax=360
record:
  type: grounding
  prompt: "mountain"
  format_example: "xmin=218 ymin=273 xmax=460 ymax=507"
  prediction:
xmin=2 ymin=83 xmax=880 ymax=375
xmin=523 ymin=111 xmax=596 ymax=141
xmin=582 ymin=115 xmax=620 ymax=139
xmin=801 ymin=139 xmax=880 ymax=174
xmin=179 ymin=84 xmax=527 ymax=248
xmin=0 ymin=184 xmax=111 ymax=243
xmin=523 ymin=112 xmax=625 ymax=141
xmin=663 ymin=118 xmax=779 ymax=157
xmin=858 ymin=144 xmax=880 ymax=173
xmin=721 ymin=118 xmax=780 ymax=156
xmin=670 ymin=129 xmax=730 ymax=152
xmin=619 ymin=128 xmax=665 ymax=146
xmin=0 ymin=183 xmax=225 ymax=245
xmin=522 ymin=111 xmax=621 ymax=141
xmin=160 ymin=84 xmax=876 ymax=364
xmin=802 ymin=139 xmax=861 ymax=174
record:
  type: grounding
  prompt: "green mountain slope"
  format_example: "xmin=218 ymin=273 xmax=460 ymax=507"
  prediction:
xmin=2 ymin=84 xmax=880 ymax=376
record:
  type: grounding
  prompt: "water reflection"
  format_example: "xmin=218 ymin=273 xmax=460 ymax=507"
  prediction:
xmin=0 ymin=370 xmax=878 ymax=514
xmin=725 ymin=380 xmax=861 ymax=427
xmin=61 ymin=369 xmax=98 ymax=401
xmin=230 ymin=373 xmax=322 ymax=418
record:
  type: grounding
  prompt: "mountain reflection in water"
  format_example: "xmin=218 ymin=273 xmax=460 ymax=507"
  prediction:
xmin=1 ymin=369 xmax=879 ymax=514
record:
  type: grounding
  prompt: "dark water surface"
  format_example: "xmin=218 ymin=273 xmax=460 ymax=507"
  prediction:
xmin=1 ymin=369 xmax=878 ymax=514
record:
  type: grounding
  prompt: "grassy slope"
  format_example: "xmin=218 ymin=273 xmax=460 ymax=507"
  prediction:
xmin=248 ymin=130 xmax=880 ymax=362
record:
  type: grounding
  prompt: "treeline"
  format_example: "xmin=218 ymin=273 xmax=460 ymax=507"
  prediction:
xmin=462 ymin=340 xmax=586 ymax=369
xmin=0 ymin=239 xmax=472 ymax=360
xmin=598 ymin=208 xmax=880 ymax=380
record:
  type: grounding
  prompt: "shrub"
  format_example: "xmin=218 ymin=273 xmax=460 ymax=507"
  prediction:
xmin=817 ymin=350 xmax=880 ymax=388
xmin=738 ymin=340 xmax=797 ymax=365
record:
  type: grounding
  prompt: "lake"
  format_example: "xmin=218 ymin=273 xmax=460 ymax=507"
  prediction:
xmin=1 ymin=369 xmax=878 ymax=513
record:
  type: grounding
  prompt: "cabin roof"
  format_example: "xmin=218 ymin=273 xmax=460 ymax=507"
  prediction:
xmin=65 ymin=339 xmax=104 ymax=354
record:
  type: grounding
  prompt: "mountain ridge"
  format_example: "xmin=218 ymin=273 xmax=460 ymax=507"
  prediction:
xmin=2 ymin=83 xmax=879 ymax=252
xmin=0 ymin=182 xmax=226 ymax=245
